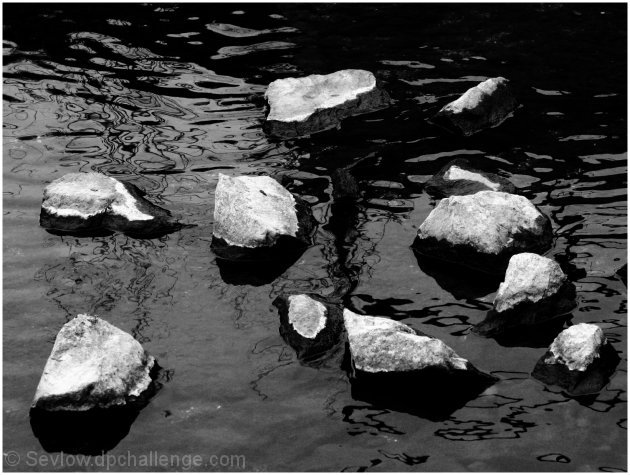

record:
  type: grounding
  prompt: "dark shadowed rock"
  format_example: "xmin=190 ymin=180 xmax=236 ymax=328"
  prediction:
xmin=274 ymin=294 xmax=344 ymax=363
xmin=211 ymin=174 xmax=316 ymax=262
xmin=412 ymin=191 xmax=553 ymax=274
xmin=532 ymin=324 xmax=620 ymax=396
xmin=431 ymin=77 xmax=518 ymax=136
xmin=264 ymin=69 xmax=390 ymax=138
xmin=424 ymin=158 xmax=516 ymax=198
xmin=40 ymin=172 xmax=180 ymax=238
xmin=32 ymin=314 xmax=156 ymax=411
xmin=474 ymin=253 xmax=577 ymax=336
xmin=343 ymin=309 xmax=497 ymax=420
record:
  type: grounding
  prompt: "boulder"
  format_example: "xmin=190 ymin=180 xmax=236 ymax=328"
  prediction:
xmin=274 ymin=294 xmax=344 ymax=362
xmin=424 ymin=158 xmax=516 ymax=198
xmin=40 ymin=172 xmax=177 ymax=237
xmin=474 ymin=253 xmax=577 ymax=336
xmin=211 ymin=173 xmax=316 ymax=261
xmin=343 ymin=309 xmax=496 ymax=419
xmin=431 ymin=77 xmax=518 ymax=136
xmin=264 ymin=69 xmax=390 ymax=138
xmin=412 ymin=191 xmax=553 ymax=274
xmin=32 ymin=314 xmax=155 ymax=411
xmin=532 ymin=324 xmax=620 ymax=396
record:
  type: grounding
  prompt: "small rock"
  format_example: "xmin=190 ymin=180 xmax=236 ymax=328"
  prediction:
xmin=532 ymin=324 xmax=620 ymax=396
xmin=424 ymin=158 xmax=516 ymax=198
xmin=264 ymin=69 xmax=390 ymax=138
xmin=40 ymin=172 xmax=177 ymax=237
xmin=211 ymin=174 xmax=316 ymax=261
xmin=412 ymin=191 xmax=552 ymax=274
xmin=273 ymin=294 xmax=344 ymax=362
xmin=431 ymin=77 xmax=518 ymax=136
xmin=474 ymin=253 xmax=577 ymax=336
xmin=32 ymin=314 xmax=155 ymax=411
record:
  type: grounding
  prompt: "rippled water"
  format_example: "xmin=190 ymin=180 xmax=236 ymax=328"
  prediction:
xmin=3 ymin=3 xmax=627 ymax=471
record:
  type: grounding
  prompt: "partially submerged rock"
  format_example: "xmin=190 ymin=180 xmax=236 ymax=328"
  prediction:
xmin=412 ymin=191 xmax=553 ymax=274
xmin=274 ymin=294 xmax=344 ymax=362
xmin=431 ymin=77 xmax=518 ymax=136
xmin=474 ymin=253 xmax=577 ymax=336
xmin=532 ymin=324 xmax=620 ymax=396
xmin=264 ymin=69 xmax=390 ymax=138
xmin=211 ymin=174 xmax=316 ymax=261
xmin=40 ymin=172 xmax=178 ymax=237
xmin=32 ymin=314 xmax=156 ymax=411
xmin=424 ymin=158 xmax=516 ymax=198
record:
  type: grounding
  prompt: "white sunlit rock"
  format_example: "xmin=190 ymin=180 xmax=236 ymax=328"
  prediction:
xmin=545 ymin=323 xmax=606 ymax=372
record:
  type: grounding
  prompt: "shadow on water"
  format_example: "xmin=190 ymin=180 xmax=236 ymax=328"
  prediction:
xmin=489 ymin=315 xmax=572 ymax=348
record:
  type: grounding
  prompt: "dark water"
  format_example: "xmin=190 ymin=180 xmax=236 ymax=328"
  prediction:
xmin=3 ymin=3 xmax=627 ymax=471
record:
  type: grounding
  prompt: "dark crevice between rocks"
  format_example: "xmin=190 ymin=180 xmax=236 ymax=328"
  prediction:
xmin=30 ymin=362 xmax=167 ymax=455
xmin=532 ymin=343 xmax=621 ymax=397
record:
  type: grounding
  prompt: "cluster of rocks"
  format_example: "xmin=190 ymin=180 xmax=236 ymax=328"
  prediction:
xmin=33 ymin=69 xmax=619 ymax=435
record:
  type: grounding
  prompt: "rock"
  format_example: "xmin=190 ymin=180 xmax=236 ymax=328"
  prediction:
xmin=431 ymin=77 xmax=518 ymax=136
xmin=412 ymin=191 xmax=553 ymax=274
xmin=532 ymin=324 xmax=620 ymax=396
xmin=273 ymin=294 xmax=344 ymax=362
xmin=211 ymin=173 xmax=316 ymax=261
xmin=40 ymin=172 xmax=178 ymax=237
xmin=474 ymin=253 xmax=577 ymax=336
xmin=424 ymin=158 xmax=516 ymax=198
xmin=32 ymin=314 xmax=155 ymax=411
xmin=264 ymin=69 xmax=390 ymax=138
xmin=343 ymin=309 xmax=496 ymax=419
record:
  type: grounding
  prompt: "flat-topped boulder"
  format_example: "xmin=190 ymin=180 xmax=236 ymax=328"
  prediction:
xmin=475 ymin=253 xmax=577 ymax=336
xmin=32 ymin=314 xmax=156 ymax=411
xmin=412 ymin=191 xmax=552 ymax=274
xmin=40 ymin=172 xmax=178 ymax=237
xmin=211 ymin=174 xmax=316 ymax=261
xmin=274 ymin=294 xmax=344 ymax=362
xmin=532 ymin=324 xmax=620 ymax=396
xmin=425 ymin=158 xmax=516 ymax=198
xmin=431 ymin=77 xmax=518 ymax=136
xmin=264 ymin=69 xmax=390 ymax=138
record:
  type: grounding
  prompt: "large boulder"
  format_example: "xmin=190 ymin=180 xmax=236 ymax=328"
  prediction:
xmin=343 ymin=309 xmax=496 ymax=419
xmin=431 ymin=77 xmax=518 ymax=136
xmin=274 ymin=294 xmax=344 ymax=362
xmin=211 ymin=173 xmax=316 ymax=261
xmin=32 ymin=314 xmax=156 ymax=411
xmin=532 ymin=324 xmax=620 ymax=396
xmin=412 ymin=191 xmax=553 ymax=274
xmin=40 ymin=172 xmax=177 ymax=237
xmin=474 ymin=253 xmax=577 ymax=336
xmin=264 ymin=69 xmax=390 ymax=138
xmin=424 ymin=158 xmax=516 ymax=198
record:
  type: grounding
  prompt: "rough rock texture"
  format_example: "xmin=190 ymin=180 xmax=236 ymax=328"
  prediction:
xmin=264 ymin=69 xmax=390 ymax=138
xmin=424 ymin=158 xmax=516 ymax=198
xmin=40 ymin=172 xmax=177 ymax=237
xmin=33 ymin=314 xmax=155 ymax=411
xmin=532 ymin=324 xmax=620 ymax=396
xmin=211 ymin=174 xmax=316 ymax=261
xmin=274 ymin=294 xmax=344 ymax=362
xmin=474 ymin=253 xmax=577 ymax=336
xmin=431 ymin=77 xmax=518 ymax=136
xmin=412 ymin=191 xmax=553 ymax=274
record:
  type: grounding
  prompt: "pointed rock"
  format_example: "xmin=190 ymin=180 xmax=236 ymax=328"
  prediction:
xmin=274 ymin=294 xmax=344 ymax=362
xmin=264 ymin=69 xmax=390 ymax=138
xmin=33 ymin=315 xmax=156 ymax=411
xmin=412 ymin=191 xmax=552 ymax=274
xmin=211 ymin=174 xmax=316 ymax=261
xmin=532 ymin=324 xmax=620 ymax=396
xmin=40 ymin=172 xmax=178 ymax=237
xmin=474 ymin=253 xmax=577 ymax=336
xmin=425 ymin=158 xmax=516 ymax=198
xmin=431 ymin=77 xmax=518 ymax=136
